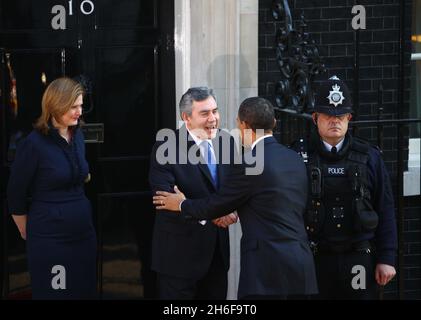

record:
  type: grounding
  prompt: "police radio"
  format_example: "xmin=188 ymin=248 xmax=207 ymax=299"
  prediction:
xmin=305 ymin=166 xmax=324 ymax=238
xmin=310 ymin=167 xmax=322 ymax=198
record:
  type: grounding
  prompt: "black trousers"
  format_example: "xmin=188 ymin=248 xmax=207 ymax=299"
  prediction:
xmin=157 ymin=240 xmax=227 ymax=300
xmin=314 ymin=250 xmax=379 ymax=300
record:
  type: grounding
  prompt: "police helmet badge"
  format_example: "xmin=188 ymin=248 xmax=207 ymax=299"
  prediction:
xmin=313 ymin=75 xmax=353 ymax=115
xmin=327 ymin=83 xmax=345 ymax=107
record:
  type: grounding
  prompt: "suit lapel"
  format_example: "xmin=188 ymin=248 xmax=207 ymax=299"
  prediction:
xmin=198 ymin=162 xmax=216 ymax=190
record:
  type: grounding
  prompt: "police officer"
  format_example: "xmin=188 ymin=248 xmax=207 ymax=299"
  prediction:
xmin=295 ymin=76 xmax=397 ymax=299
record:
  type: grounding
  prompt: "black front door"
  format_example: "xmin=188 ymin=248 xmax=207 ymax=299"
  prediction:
xmin=0 ymin=0 xmax=175 ymax=299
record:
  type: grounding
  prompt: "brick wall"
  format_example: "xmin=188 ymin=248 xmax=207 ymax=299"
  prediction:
xmin=259 ymin=0 xmax=420 ymax=299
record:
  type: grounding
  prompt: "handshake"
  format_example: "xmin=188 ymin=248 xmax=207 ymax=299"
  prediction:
xmin=153 ymin=185 xmax=239 ymax=228
xmin=211 ymin=212 xmax=239 ymax=228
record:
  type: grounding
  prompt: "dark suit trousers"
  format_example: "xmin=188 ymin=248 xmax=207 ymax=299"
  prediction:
xmin=314 ymin=250 xmax=378 ymax=300
xmin=157 ymin=237 xmax=227 ymax=300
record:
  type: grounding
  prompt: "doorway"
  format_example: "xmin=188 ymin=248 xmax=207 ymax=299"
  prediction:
xmin=0 ymin=0 xmax=175 ymax=299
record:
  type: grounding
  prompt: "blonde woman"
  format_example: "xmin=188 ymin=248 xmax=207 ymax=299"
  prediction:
xmin=7 ymin=77 xmax=97 ymax=299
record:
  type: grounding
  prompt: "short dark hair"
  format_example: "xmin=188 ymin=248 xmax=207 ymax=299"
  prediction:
xmin=179 ymin=87 xmax=216 ymax=117
xmin=238 ymin=97 xmax=275 ymax=131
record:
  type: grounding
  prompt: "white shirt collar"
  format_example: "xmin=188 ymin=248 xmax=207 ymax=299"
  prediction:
xmin=322 ymin=138 xmax=345 ymax=152
xmin=251 ymin=134 xmax=273 ymax=150
xmin=186 ymin=126 xmax=213 ymax=148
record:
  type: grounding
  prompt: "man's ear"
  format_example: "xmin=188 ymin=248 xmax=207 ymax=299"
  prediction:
xmin=243 ymin=121 xmax=252 ymax=130
xmin=312 ymin=113 xmax=318 ymax=126
xmin=181 ymin=112 xmax=189 ymax=122
xmin=348 ymin=114 xmax=353 ymax=121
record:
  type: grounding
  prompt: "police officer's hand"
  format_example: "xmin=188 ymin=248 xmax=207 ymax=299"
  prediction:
xmin=375 ymin=264 xmax=396 ymax=286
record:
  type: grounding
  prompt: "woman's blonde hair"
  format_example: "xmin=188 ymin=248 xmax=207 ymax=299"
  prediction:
xmin=35 ymin=77 xmax=85 ymax=135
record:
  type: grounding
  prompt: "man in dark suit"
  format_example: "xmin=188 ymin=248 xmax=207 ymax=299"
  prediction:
xmin=153 ymin=97 xmax=318 ymax=299
xmin=149 ymin=87 xmax=237 ymax=299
